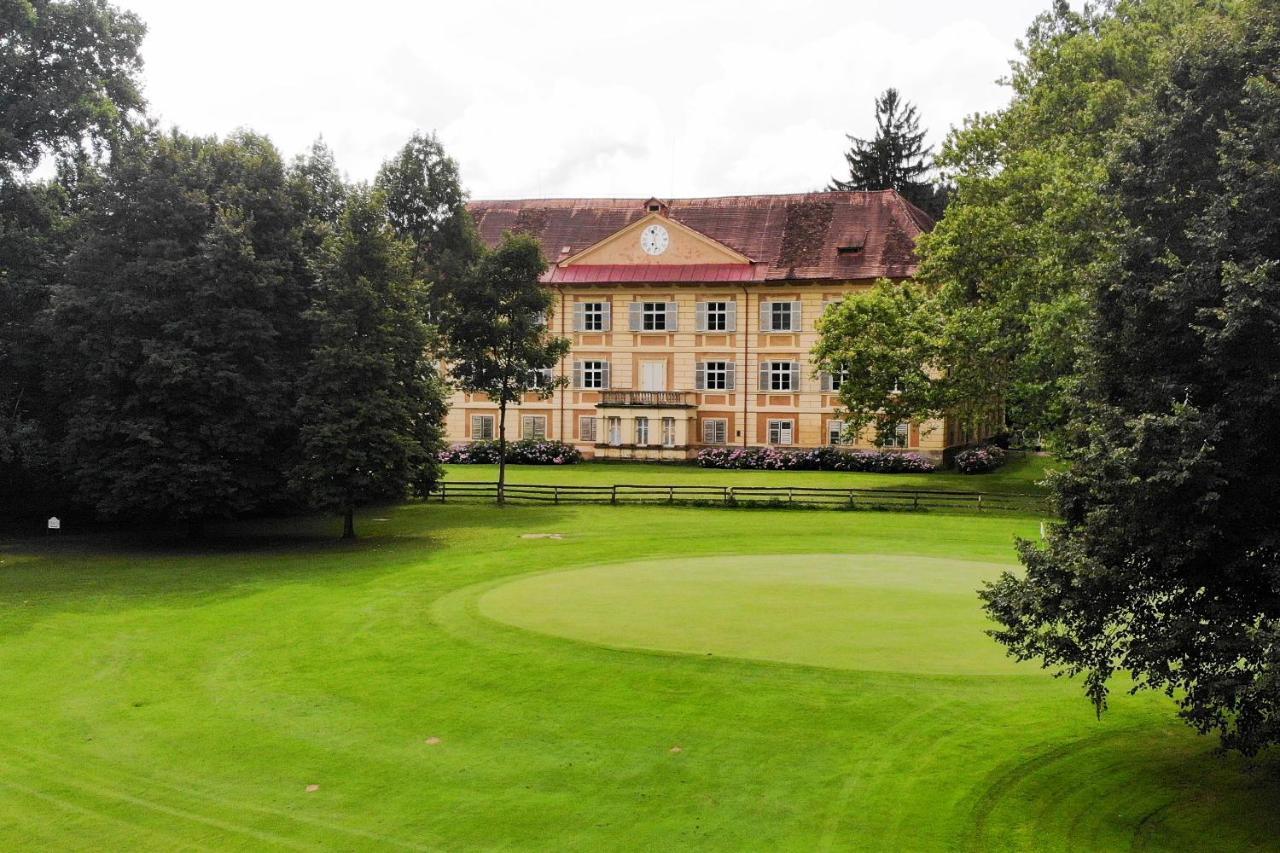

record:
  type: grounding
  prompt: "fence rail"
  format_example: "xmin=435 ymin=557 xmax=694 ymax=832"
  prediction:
xmin=429 ymin=481 xmax=1046 ymax=514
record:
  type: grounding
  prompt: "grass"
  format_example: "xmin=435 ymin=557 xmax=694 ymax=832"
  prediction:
xmin=0 ymin=501 xmax=1276 ymax=850
xmin=443 ymin=450 xmax=1055 ymax=495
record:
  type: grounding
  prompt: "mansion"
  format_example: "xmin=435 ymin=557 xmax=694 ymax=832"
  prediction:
xmin=445 ymin=190 xmax=979 ymax=461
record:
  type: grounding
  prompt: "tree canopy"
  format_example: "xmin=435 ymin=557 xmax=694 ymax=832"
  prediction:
xmin=829 ymin=87 xmax=944 ymax=218
xmin=0 ymin=0 xmax=146 ymax=178
xmin=982 ymin=2 xmax=1280 ymax=756
xmin=290 ymin=188 xmax=445 ymax=538
xmin=437 ymin=231 xmax=568 ymax=502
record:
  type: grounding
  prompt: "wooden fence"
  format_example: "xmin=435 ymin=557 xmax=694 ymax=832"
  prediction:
xmin=429 ymin=481 xmax=1045 ymax=515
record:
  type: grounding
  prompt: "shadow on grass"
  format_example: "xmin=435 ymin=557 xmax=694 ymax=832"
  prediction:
xmin=0 ymin=500 xmax=578 ymax=639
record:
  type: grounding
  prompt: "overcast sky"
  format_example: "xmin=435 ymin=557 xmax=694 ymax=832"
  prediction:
xmin=116 ymin=0 xmax=1051 ymax=200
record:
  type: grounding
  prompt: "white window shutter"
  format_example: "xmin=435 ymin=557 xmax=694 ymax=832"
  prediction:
xmin=759 ymin=363 xmax=770 ymax=391
xmin=820 ymin=371 xmax=832 ymax=392
xmin=601 ymin=361 xmax=611 ymax=389
xmin=665 ymin=301 xmax=679 ymax=331
xmin=573 ymin=302 xmax=586 ymax=332
xmin=790 ymin=363 xmax=801 ymax=391
xmin=702 ymin=420 xmax=713 ymax=444
xmin=725 ymin=361 xmax=736 ymax=391
xmin=572 ymin=361 xmax=583 ymax=389
xmin=725 ymin=301 xmax=737 ymax=332
xmin=629 ymin=302 xmax=643 ymax=331
xmin=791 ymin=300 xmax=803 ymax=330
xmin=759 ymin=301 xmax=771 ymax=332
xmin=694 ymin=362 xmax=706 ymax=390
xmin=695 ymin=302 xmax=708 ymax=332
xmin=601 ymin=301 xmax=612 ymax=332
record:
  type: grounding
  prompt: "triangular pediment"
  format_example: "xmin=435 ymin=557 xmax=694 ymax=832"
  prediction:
xmin=561 ymin=211 xmax=751 ymax=267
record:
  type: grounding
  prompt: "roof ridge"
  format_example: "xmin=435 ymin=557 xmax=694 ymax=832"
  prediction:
xmin=468 ymin=189 xmax=908 ymax=206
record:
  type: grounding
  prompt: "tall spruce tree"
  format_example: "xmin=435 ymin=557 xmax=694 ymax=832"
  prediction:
xmin=51 ymin=130 xmax=310 ymax=532
xmin=982 ymin=4 xmax=1280 ymax=756
xmin=290 ymin=188 xmax=445 ymax=538
xmin=438 ymin=232 xmax=568 ymax=504
xmin=829 ymin=88 xmax=942 ymax=216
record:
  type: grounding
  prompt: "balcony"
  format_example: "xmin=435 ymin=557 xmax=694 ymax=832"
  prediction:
xmin=597 ymin=390 xmax=697 ymax=408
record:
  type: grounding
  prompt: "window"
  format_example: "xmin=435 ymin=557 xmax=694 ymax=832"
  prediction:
xmin=574 ymin=360 xmax=610 ymax=389
xmin=696 ymin=360 xmax=736 ymax=391
xmin=629 ymin=301 xmax=678 ymax=332
xmin=607 ymin=416 xmax=622 ymax=446
xmin=702 ymin=418 xmax=728 ymax=445
xmin=768 ymin=419 xmax=794 ymax=445
xmin=574 ymin=301 xmax=610 ymax=332
xmin=696 ymin=300 xmax=736 ymax=332
xmin=521 ymin=415 xmax=547 ymax=440
xmin=760 ymin=360 xmax=799 ymax=392
xmin=662 ymin=417 xmax=675 ymax=447
xmin=761 ymin=300 xmax=801 ymax=332
xmin=580 ymin=416 xmax=598 ymax=443
xmin=635 ymin=417 xmax=649 ymax=446
xmin=821 ymin=364 xmax=850 ymax=392
xmin=471 ymin=415 xmax=494 ymax=440
xmin=643 ymin=302 xmax=667 ymax=331
xmin=827 ymin=419 xmax=846 ymax=446
xmin=526 ymin=367 xmax=553 ymax=390
xmin=882 ymin=422 xmax=911 ymax=448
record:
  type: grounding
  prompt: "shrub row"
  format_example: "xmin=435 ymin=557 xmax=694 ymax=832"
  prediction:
xmin=439 ymin=439 xmax=583 ymax=465
xmin=696 ymin=446 xmax=937 ymax=473
xmin=954 ymin=444 xmax=1008 ymax=474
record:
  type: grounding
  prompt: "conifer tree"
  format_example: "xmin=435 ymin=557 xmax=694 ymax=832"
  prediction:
xmin=290 ymin=188 xmax=445 ymax=538
xmin=829 ymin=88 xmax=941 ymax=215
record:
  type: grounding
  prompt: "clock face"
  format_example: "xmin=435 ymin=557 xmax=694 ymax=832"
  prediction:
xmin=640 ymin=223 xmax=670 ymax=256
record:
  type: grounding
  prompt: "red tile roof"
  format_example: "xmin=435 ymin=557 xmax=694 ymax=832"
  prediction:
xmin=467 ymin=190 xmax=933 ymax=283
xmin=547 ymin=264 xmax=765 ymax=284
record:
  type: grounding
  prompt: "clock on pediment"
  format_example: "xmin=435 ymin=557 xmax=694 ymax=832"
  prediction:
xmin=640 ymin=223 xmax=670 ymax=256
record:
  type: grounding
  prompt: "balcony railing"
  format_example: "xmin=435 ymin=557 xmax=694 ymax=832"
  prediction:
xmin=597 ymin=390 xmax=697 ymax=407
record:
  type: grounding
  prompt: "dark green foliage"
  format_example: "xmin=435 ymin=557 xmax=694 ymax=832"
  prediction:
xmin=0 ymin=176 xmax=76 ymax=515
xmin=375 ymin=131 xmax=481 ymax=299
xmin=51 ymin=130 xmax=311 ymax=526
xmin=438 ymin=232 xmax=569 ymax=502
xmin=0 ymin=0 xmax=145 ymax=177
xmin=289 ymin=188 xmax=445 ymax=538
xmin=983 ymin=4 xmax=1280 ymax=755
xmin=828 ymin=88 xmax=943 ymax=217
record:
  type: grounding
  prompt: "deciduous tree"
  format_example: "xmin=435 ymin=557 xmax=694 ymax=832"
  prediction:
xmin=51 ymin=130 xmax=310 ymax=532
xmin=0 ymin=0 xmax=145 ymax=178
xmin=982 ymin=3 xmax=1280 ymax=755
xmin=438 ymin=233 xmax=568 ymax=503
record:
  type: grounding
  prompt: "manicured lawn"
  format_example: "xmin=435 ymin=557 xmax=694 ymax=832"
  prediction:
xmin=0 ymin=502 xmax=1275 ymax=850
xmin=444 ymin=450 xmax=1056 ymax=495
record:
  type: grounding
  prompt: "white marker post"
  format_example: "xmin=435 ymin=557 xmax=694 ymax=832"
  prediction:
xmin=47 ymin=516 xmax=61 ymax=534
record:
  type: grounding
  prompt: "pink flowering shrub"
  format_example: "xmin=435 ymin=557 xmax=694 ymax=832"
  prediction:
xmin=954 ymin=444 xmax=1008 ymax=474
xmin=696 ymin=446 xmax=936 ymax=473
xmin=439 ymin=439 xmax=582 ymax=465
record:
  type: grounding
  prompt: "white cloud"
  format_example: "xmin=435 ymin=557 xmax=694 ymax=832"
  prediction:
xmin=119 ymin=0 xmax=1047 ymax=198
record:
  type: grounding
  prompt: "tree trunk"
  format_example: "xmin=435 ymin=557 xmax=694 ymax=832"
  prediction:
xmin=342 ymin=506 xmax=355 ymax=539
xmin=497 ymin=400 xmax=508 ymax=506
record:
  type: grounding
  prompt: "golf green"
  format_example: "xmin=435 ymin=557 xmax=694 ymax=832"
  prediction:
xmin=479 ymin=555 xmax=1027 ymax=675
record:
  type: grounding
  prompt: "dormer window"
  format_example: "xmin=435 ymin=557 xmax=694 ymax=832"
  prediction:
xmin=643 ymin=197 xmax=669 ymax=216
xmin=837 ymin=245 xmax=863 ymax=255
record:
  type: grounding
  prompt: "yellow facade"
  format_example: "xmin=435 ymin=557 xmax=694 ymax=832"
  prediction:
xmin=447 ymin=196 xmax=967 ymax=460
